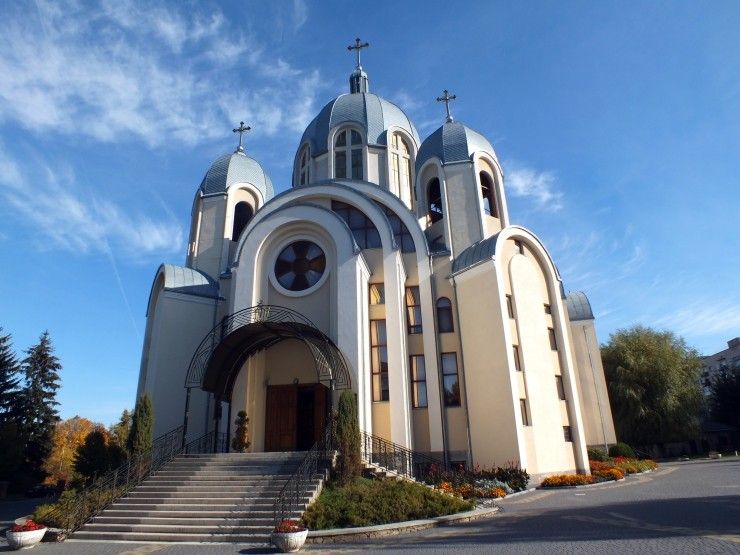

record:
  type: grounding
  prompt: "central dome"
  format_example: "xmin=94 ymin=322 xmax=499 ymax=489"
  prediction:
xmin=299 ymin=92 xmax=420 ymax=156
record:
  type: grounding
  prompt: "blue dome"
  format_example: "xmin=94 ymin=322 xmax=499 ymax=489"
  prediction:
xmin=299 ymin=93 xmax=420 ymax=156
xmin=416 ymin=122 xmax=497 ymax=174
xmin=199 ymin=152 xmax=274 ymax=201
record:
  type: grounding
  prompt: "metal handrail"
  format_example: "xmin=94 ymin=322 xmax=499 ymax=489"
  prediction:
xmin=42 ymin=426 xmax=227 ymax=534
xmin=360 ymin=430 xmax=447 ymax=482
xmin=273 ymin=422 xmax=335 ymax=526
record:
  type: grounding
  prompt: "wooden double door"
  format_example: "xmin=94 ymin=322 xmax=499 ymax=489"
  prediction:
xmin=264 ymin=384 xmax=328 ymax=452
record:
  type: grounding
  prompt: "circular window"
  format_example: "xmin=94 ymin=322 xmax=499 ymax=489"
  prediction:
xmin=274 ymin=240 xmax=326 ymax=292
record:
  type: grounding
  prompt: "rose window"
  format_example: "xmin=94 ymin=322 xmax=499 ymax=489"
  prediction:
xmin=274 ymin=241 xmax=326 ymax=292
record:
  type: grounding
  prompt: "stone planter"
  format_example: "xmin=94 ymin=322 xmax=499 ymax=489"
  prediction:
xmin=271 ymin=529 xmax=308 ymax=552
xmin=5 ymin=527 xmax=47 ymax=550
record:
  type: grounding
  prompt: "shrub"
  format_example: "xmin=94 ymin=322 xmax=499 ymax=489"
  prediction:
xmin=302 ymin=477 xmax=473 ymax=529
xmin=541 ymin=474 xmax=595 ymax=487
xmin=231 ymin=411 xmax=251 ymax=453
xmin=589 ymin=460 xmax=613 ymax=473
xmin=587 ymin=448 xmax=610 ymax=462
xmin=335 ymin=391 xmax=361 ymax=485
xmin=634 ymin=459 xmax=658 ymax=472
xmin=609 ymin=442 xmax=635 ymax=459
xmin=593 ymin=468 xmax=624 ymax=481
xmin=127 ymin=394 xmax=153 ymax=456
xmin=487 ymin=462 xmax=529 ymax=492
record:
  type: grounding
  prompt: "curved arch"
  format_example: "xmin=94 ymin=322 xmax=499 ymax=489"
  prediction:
xmin=331 ymin=125 xmax=365 ymax=180
xmin=436 ymin=297 xmax=454 ymax=333
xmin=232 ymin=201 xmax=254 ymax=241
xmin=494 ymin=225 xmax=563 ymax=283
xmin=427 ymin=177 xmax=443 ymax=224
xmin=479 ymin=171 xmax=498 ymax=218
xmin=185 ymin=305 xmax=352 ymax=399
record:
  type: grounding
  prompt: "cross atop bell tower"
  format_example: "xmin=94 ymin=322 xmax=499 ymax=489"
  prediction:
xmin=436 ymin=90 xmax=457 ymax=123
xmin=232 ymin=121 xmax=251 ymax=153
xmin=347 ymin=37 xmax=370 ymax=94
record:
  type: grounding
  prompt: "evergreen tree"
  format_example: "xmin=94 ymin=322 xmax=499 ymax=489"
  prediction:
xmin=0 ymin=327 xmax=21 ymax=422
xmin=109 ymin=409 xmax=132 ymax=453
xmin=19 ymin=331 xmax=62 ymax=479
xmin=336 ymin=390 xmax=361 ymax=485
xmin=127 ymin=393 xmax=153 ymax=456
xmin=709 ymin=369 xmax=740 ymax=427
xmin=73 ymin=427 xmax=111 ymax=481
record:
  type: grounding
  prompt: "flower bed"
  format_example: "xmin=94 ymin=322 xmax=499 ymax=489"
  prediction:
xmin=424 ymin=462 xmax=529 ymax=500
xmin=542 ymin=456 xmax=658 ymax=488
xmin=541 ymin=474 xmax=596 ymax=487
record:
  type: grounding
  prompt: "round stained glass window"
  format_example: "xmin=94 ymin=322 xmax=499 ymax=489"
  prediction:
xmin=274 ymin=240 xmax=326 ymax=292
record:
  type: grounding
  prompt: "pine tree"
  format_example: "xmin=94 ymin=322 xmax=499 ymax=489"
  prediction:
xmin=19 ymin=331 xmax=62 ymax=479
xmin=109 ymin=409 xmax=131 ymax=452
xmin=127 ymin=394 xmax=153 ymax=456
xmin=0 ymin=327 xmax=21 ymax=422
xmin=336 ymin=390 xmax=361 ymax=485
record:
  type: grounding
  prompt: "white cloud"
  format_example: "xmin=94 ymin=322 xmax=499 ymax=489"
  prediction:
xmin=292 ymin=0 xmax=309 ymax=31
xmin=652 ymin=302 xmax=740 ymax=339
xmin=506 ymin=165 xmax=564 ymax=211
xmin=0 ymin=0 xmax=322 ymax=147
xmin=0 ymin=147 xmax=182 ymax=258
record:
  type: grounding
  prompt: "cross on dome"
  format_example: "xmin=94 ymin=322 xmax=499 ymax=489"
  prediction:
xmin=232 ymin=121 xmax=251 ymax=153
xmin=436 ymin=90 xmax=457 ymax=123
xmin=347 ymin=37 xmax=369 ymax=69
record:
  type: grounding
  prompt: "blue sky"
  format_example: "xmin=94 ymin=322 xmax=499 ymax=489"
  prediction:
xmin=1 ymin=1 xmax=739 ymax=426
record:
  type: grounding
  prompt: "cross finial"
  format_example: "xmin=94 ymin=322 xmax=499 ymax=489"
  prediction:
xmin=347 ymin=37 xmax=369 ymax=69
xmin=436 ymin=90 xmax=457 ymax=123
xmin=232 ymin=121 xmax=251 ymax=153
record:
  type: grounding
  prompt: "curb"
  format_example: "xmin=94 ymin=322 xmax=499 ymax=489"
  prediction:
xmin=498 ymin=487 xmax=536 ymax=499
xmin=306 ymin=506 xmax=499 ymax=544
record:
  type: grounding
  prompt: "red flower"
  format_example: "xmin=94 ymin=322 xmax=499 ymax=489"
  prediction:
xmin=273 ymin=519 xmax=306 ymax=533
xmin=10 ymin=519 xmax=46 ymax=532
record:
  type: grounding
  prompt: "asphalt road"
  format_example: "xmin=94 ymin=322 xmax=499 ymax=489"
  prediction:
xmin=2 ymin=458 xmax=738 ymax=554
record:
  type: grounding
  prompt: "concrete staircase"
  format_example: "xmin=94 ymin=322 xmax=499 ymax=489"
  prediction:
xmin=72 ymin=452 xmax=323 ymax=544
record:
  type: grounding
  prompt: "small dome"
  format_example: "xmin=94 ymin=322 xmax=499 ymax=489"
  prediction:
xmin=565 ymin=291 xmax=595 ymax=321
xmin=199 ymin=152 xmax=274 ymax=201
xmin=299 ymin=93 xmax=420 ymax=157
xmin=416 ymin=121 xmax=497 ymax=174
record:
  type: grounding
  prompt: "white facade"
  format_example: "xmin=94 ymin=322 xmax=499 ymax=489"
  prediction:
xmin=137 ymin=62 xmax=616 ymax=479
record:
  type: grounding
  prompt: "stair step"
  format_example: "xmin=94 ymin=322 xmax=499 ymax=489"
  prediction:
xmin=102 ymin=510 xmax=300 ymax=519
xmin=71 ymin=531 xmax=271 ymax=542
xmin=92 ymin=516 xmax=275 ymax=526
xmin=81 ymin=523 xmax=272 ymax=534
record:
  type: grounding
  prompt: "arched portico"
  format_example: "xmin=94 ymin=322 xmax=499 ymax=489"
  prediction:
xmin=183 ymin=305 xmax=352 ymax=451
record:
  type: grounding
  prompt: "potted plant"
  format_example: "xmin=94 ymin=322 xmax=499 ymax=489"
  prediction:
xmin=271 ymin=519 xmax=308 ymax=552
xmin=5 ymin=519 xmax=47 ymax=550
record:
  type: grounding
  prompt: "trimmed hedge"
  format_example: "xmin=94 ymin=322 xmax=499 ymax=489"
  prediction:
xmin=608 ymin=442 xmax=635 ymax=458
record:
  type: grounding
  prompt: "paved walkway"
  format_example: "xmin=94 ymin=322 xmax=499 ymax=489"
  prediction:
xmin=1 ymin=458 xmax=738 ymax=554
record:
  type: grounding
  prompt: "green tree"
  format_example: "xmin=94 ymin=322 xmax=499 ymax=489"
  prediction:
xmin=0 ymin=327 xmax=21 ymax=422
xmin=231 ymin=411 xmax=251 ymax=452
xmin=73 ymin=428 xmax=111 ymax=480
xmin=336 ymin=390 xmax=361 ymax=485
xmin=602 ymin=325 xmax=704 ymax=446
xmin=127 ymin=393 xmax=153 ymax=456
xmin=0 ymin=421 xmax=23 ymax=481
xmin=109 ymin=409 xmax=132 ymax=453
xmin=18 ymin=331 xmax=62 ymax=480
xmin=709 ymin=369 xmax=740 ymax=427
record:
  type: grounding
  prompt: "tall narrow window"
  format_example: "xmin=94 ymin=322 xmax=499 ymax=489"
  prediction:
xmin=299 ymin=147 xmax=310 ymax=185
xmin=548 ymin=328 xmax=558 ymax=350
xmin=512 ymin=345 xmax=522 ymax=372
xmin=544 ymin=304 xmax=552 ymax=315
xmin=405 ymin=286 xmax=423 ymax=334
xmin=506 ymin=295 xmax=515 ymax=318
xmin=515 ymin=240 xmax=525 ymax=255
xmin=520 ymin=399 xmax=531 ymax=426
xmin=410 ymin=355 xmax=428 ymax=408
xmin=391 ymin=133 xmax=413 ymax=207
xmin=369 ymin=283 xmax=385 ymax=305
xmin=436 ymin=297 xmax=454 ymax=333
xmin=563 ymin=426 xmax=572 ymax=442
xmin=370 ymin=320 xmax=389 ymax=401
xmin=441 ymin=353 xmax=461 ymax=407
xmin=556 ymin=375 xmax=566 ymax=400
xmin=479 ymin=171 xmax=498 ymax=217
xmin=334 ymin=129 xmax=363 ymax=180
xmin=232 ymin=202 xmax=253 ymax=241
xmin=427 ymin=178 xmax=443 ymax=224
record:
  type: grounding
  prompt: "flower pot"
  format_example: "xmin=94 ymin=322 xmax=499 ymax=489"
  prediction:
xmin=271 ymin=529 xmax=308 ymax=552
xmin=5 ymin=527 xmax=47 ymax=550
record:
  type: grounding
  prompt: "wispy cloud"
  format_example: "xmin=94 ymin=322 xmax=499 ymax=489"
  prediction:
xmin=0 ymin=146 xmax=182 ymax=259
xmin=0 ymin=0 xmax=323 ymax=147
xmin=506 ymin=165 xmax=564 ymax=211
xmin=651 ymin=301 xmax=740 ymax=339
xmin=292 ymin=0 xmax=309 ymax=31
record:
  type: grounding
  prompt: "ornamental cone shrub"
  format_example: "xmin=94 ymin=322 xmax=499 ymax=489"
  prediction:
xmin=231 ymin=411 xmax=251 ymax=452
xmin=336 ymin=391 xmax=361 ymax=485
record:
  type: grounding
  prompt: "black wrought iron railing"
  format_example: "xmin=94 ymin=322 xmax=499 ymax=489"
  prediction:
xmin=42 ymin=426 xmax=227 ymax=534
xmin=360 ymin=430 xmax=447 ymax=482
xmin=273 ymin=422 xmax=335 ymax=526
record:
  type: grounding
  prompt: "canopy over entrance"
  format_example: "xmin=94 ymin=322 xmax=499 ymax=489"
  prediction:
xmin=185 ymin=305 xmax=352 ymax=399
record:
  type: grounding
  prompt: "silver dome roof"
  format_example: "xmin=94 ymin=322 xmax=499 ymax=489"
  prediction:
xmin=299 ymin=93 xmax=420 ymax=156
xmin=565 ymin=291 xmax=595 ymax=321
xmin=199 ymin=151 xmax=274 ymax=200
xmin=416 ymin=121 xmax=497 ymax=174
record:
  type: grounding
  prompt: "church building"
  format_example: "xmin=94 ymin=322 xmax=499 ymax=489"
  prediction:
xmin=137 ymin=40 xmax=616 ymax=479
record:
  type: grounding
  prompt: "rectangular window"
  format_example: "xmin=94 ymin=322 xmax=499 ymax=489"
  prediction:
xmin=515 ymin=240 xmax=525 ymax=255
xmin=334 ymin=151 xmax=347 ymax=178
xmin=369 ymin=283 xmax=385 ymax=305
xmin=513 ymin=345 xmax=522 ymax=372
xmin=351 ymin=148 xmax=363 ymax=179
xmin=405 ymin=286 xmax=423 ymax=334
xmin=520 ymin=399 xmax=530 ymax=426
xmin=544 ymin=303 xmax=551 ymax=315
xmin=556 ymin=375 xmax=566 ymax=400
xmin=370 ymin=320 xmax=389 ymax=402
xmin=506 ymin=295 xmax=515 ymax=318
xmin=441 ymin=353 xmax=461 ymax=407
xmin=563 ymin=426 xmax=572 ymax=442
xmin=410 ymin=355 xmax=428 ymax=408
xmin=548 ymin=327 xmax=558 ymax=350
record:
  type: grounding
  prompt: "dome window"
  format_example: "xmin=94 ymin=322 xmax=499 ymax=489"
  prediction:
xmin=390 ymin=133 xmax=413 ymax=207
xmin=480 ymin=172 xmax=498 ymax=217
xmin=334 ymin=129 xmax=364 ymax=180
xmin=427 ymin=178 xmax=443 ymax=224
xmin=274 ymin=240 xmax=326 ymax=292
xmin=232 ymin=201 xmax=253 ymax=241
xmin=299 ymin=146 xmax=310 ymax=185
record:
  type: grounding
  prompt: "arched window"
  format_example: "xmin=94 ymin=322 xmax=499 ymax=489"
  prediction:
xmin=436 ymin=297 xmax=454 ymax=333
xmin=331 ymin=200 xmax=381 ymax=249
xmin=427 ymin=178 xmax=443 ymax=224
xmin=232 ymin=201 xmax=253 ymax=241
xmin=299 ymin=147 xmax=310 ymax=185
xmin=390 ymin=133 xmax=413 ymax=207
xmin=334 ymin=129 xmax=363 ymax=180
xmin=480 ymin=172 xmax=498 ymax=217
